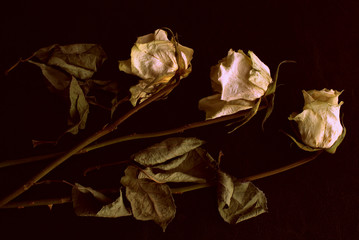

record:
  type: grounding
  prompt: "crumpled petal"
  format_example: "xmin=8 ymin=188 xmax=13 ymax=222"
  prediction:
xmin=289 ymin=89 xmax=343 ymax=149
xmin=130 ymin=40 xmax=178 ymax=83
xmin=247 ymin=51 xmax=272 ymax=93
xmin=210 ymin=49 xmax=271 ymax=101
xmin=119 ymin=29 xmax=194 ymax=106
xmin=199 ymin=49 xmax=271 ymax=119
xmin=198 ymin=94 xmax=255 ymax=119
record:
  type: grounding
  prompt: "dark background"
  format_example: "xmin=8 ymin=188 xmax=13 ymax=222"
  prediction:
xmin=0 ymin=0 xmax=358 ymax=239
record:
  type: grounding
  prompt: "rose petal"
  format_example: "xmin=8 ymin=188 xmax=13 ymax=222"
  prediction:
xmin=198 ymin=94 xmax=255 ymax=119
xmin=303 ymin=88 xmax=342 ymax=105
xmin=209 ymin=49 xmax=272 ymax=102
xmin=289 ymin=89 xmax=344 ymax=149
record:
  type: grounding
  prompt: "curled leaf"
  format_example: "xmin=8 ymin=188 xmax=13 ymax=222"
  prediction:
xmin=72 ymin=183 xmax=112 ymax=217
xmin=96 ymin=191 xmax=132 ymax=218
xmin=133 ymin=137 xmax=205 ymax=166
xmin=227 ymin=98 xmax=261 ymax=134
xmin=217 ymin=171 xmax=268 ymax=224
xmin=28 ymin=60 xmax=72 ymax=90
xmin=138 ymin=147 xmax=217 ymax=183
xmin=34 ymin=43 xmax=107 ymax=80
xmin=72 ymin=183 xmax=131 ymax=218
xmin=25 ymin=44 xmax=107 ymax=136
xmin=67 ymin=77 xmax=90 ymax=135
xmin=283 ymin=131 xmax=323 ymax=152
xmin=121 ymin=166 xmax=176 ymax=231
xmin=262 ymin=60 xmax=296 ymax=130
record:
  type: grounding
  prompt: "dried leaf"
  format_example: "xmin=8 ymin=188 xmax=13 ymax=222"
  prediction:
xmin=83 ymin=79 xmax=121 ymax=95
xmin=96 ymin=190 xmax=132 ymax=218
xmin=72 ymin=183 xmax=112 ymax=217
xmin=262 ymin=60 xmax=296 ymax=129
xmin=34 ymin=44 xmax=107 ymax=80
xmin=121 ymin=166 xmax=176 ymax=231
xmin=283 ymin=131 xmax=322 ymax=152
xmin=133 ymin=137 xmax=205 ymax=166
xmin=66 ymin=77 xmax=90 ymax=135
xmin=72 ymin=183 xmax=131 ymax=218
xmin=28 ymin=60 xmax=72 ymax=90
xmin=128 ymin=79 xmax=162 ymax=106
xmin=26 ymin=44 xmax=107 ymax=135
xmin=217 ymin=171 xmax=268 ymax=224
xmin=138 ymin=148 xmax=217 ymax=183
xmin=227 ymin=98 xmax=261 ymax=134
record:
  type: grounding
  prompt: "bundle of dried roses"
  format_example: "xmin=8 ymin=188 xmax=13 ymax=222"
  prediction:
xmin=0 ymin=29 xmax=345 ymax=231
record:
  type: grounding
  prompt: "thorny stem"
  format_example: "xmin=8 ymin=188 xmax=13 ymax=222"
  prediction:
xmin=170 ymin=150 xmax=323 ymax=193
xmin=83 ymin=160 xmax=131 ymax=176
xmin=0 ymin=80 xmax=180 ymax=207
xmin=0 ymin=105 xmax=267 ymax=169
xmin=238 ymin=150 xmax=323 ymax=182
xmin=4 ymin=52 xmax=36 ymax=75
xmin=1 ymin=151 xmax=323 ymax=208
xmin=0 ymin=197 xmax=72 ymax=209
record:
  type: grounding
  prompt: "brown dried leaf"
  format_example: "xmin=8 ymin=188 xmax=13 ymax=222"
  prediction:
xmin=72 ymin=183 xmax=131 ymax=218
xmin=121 ymin=166 xmax=176 ymax=231
xmin=217 ymin=171 xmax=268 ymax=224
xmin=133 ymin=137 xmax=205 ymax=167
xmin=138 ymin=148 xmax=217 ymax=183
xmin=34 ymin=44 xmax=107 ymax=80
xmin=66 ymin=77 xmax=89 ymax=135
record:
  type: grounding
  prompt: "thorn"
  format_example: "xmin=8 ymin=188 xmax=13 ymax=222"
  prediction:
xmin=218 ymin=150 xmax=224 ymax=167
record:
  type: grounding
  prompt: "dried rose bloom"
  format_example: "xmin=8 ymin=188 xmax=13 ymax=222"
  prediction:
xmin=199 ymin=49 xmax=272 ymax=119
xmin=119 ymin=29 xmax=194 ymax=106
xmin=289 ymin=89 xmax=344 ymax=149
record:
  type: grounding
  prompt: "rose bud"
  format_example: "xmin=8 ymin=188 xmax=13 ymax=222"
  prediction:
xmin=289 ymin=89 xmax=344 ymax=149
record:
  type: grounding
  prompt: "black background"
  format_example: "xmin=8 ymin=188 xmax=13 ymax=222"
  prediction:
xmin=0 ymin=0 xmax=358 ymax=239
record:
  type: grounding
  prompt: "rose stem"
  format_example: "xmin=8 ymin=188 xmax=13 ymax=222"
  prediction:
xmin=1 ymin=105 xmax=267 ymax=169
xmin=4 ymin=52 xmax=36 ymax=75
xmin=0 ymin=80 xmax=180 ymax=207
xmin=171 ymin=150 xmax=323 ymax=194
xmin=83 ymin=160 xmax=131 ymax=176
xmin=0 ymin=197 xmax=72 ymax=209
xmin=1 ymin=150 xmax=323 ymax=208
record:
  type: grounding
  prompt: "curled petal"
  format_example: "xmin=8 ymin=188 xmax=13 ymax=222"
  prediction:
xmin=210 ymin=49 xmax=272 ymax=102
xmin=303 ymin=88 xmax=343 ymax=105
xmin=198 ymin=94 xmax=255 ymax=119
xmin=248 ymin=51 xmax=271 ymax=93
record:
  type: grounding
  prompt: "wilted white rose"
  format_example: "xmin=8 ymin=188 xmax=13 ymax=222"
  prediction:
xmin=289 ymin=88 xmax=344 ymax=149
xmin=198 ymin=49 xmax=272 ymax=119
xmin=119 ymin=29 xmax=194 ymax=106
